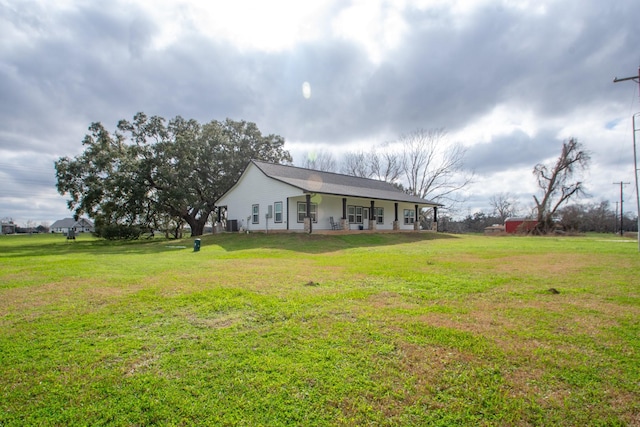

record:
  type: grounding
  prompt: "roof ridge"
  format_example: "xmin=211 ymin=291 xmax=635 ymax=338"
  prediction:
xmin=250 ymin=159 xmax=441 ymax=206
xmin=251 ymin=159 xmax=400 ymax=187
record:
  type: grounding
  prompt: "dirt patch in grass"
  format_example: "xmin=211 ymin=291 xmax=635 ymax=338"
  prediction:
xmin=123 ymin=353 xmax=159 ymax=377
xmin=182 ymin=310 xmax=246 ymax=329
xmin=196 ymin=258 xmax=347 ymax=292
xmin=491 ymin=253 xmax=595 ymax=277
xmin=83 ymin=283 xmax=148 ymax=304
xmin=367 ymin=291 xmax=421 ymax=311
xmin=437 ymin=252 xmax=599 ymax=282
xmin=1 ymin=280 xmax=92 ymax=315
xmin=0 ymin=280 xmax=153 ymax=328
xmin=387 ymin=291 xmax=639 ymax=422
xmin=410 ymin=295 xmax=628 ymax=352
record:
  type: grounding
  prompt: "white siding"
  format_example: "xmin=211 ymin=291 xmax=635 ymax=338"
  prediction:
xmin=287 ymin=197 xmax=425 ymax=231
xmin=288 ymin=194 xmax=343 ymax=231
xmin=396 ymin=202 xmax=423 ymax=230
xmin=216 ymin=163 xmax=435 ymax=232
xmin=340 ymin=198 xmax=418 ymax=231
xmin=217 ymin=163 xmax=305 ymax=232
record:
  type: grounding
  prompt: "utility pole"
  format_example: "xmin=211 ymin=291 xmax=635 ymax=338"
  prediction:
xmin=613 ymin=182 xmax=630 ymax=236
xmin=613 ymin=67 xmax=640 ymax=250
xmin=613 ymin=66 xmax=640 ymax=95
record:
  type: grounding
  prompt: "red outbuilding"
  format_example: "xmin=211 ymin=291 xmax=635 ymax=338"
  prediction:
xmin=504 ymin=217 xmax=538 ymax=234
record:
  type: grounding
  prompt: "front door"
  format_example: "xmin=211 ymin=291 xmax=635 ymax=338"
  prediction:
xmin=362 ymin=208 xmax=369 ymax=229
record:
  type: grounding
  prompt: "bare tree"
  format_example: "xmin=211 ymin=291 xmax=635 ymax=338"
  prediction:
xmin=369 ymin=149 xmax=401 ymax=183
xmin=340 ymin=148 xmax=402 ymax=183
xmin=26 ymin=219 xmax=36 ymax=227
xmin=489 ymin=192 xmax=519 ymax=223
xmin=558 ymin=201 xmax=616 ymax=233
xmin=585 ymin=201 xmax=614 ymax=233
xmin=341 ymin=150 xmax=370 ymax=177
xmin=302 ymin=149 xmax=337 ymax=172
xmin=399 ymin=128 xmax=473 ymax=206
xmin=532 ymin=138 xmax=590 ymax=234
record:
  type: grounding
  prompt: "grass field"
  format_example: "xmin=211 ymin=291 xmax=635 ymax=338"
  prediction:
xmin=1 ymin=232 xmax=639 ymax=426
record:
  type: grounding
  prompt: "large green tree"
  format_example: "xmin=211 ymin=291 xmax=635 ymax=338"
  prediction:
xmin=56 ymin=113 xmax=291 ymax=237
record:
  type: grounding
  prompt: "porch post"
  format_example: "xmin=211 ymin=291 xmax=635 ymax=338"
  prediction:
xmin=369 ymin=200 xmax=376 ymax=231
xmin=341 ymin=197 xmax=348 ymax=231
xmin=414 ymin=204 xmax=420 ymax=231
xmin=393 ymin=202 xmax=399 ymax=231
xmin=305 ymin=194 xmax=312 ymax=233
xmin=432 ymin=206 xmax=438 ymax=232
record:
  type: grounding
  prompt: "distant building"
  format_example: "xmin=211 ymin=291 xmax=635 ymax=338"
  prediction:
xmin=1 ymin=221 xmax=16 ymax=235
xmin=504 ymin=217 xmax=538 ymax=234
xmin=50 ymin=218 xmax=95 ymax=234
xmin=484 ymin=224 xmax=505 ymax=235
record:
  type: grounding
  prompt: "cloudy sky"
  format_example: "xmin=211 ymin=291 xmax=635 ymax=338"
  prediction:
xmin=1 ymin=0 xmax=639 ymax=226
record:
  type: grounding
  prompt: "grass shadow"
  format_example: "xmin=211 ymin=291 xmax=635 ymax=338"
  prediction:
xmin=0 ymin=234 xmax=184 ymax=259
xmin=199 ymin=231 xmax=459 ymax=254
xmin=0 ymin=232 xmax=459 ymax=259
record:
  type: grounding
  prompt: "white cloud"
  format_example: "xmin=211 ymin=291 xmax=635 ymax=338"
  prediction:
xmin=133 ymin=0 xmax=333 ymax=52
xmin=133 ymin=0 xmax=412 ymax=61
xmin=452 ymin=104 xmax=539 ymax=145
xmin=332 ymin=0 xmax=408 ymax=64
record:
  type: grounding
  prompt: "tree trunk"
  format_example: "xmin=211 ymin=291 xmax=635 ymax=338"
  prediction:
xmin=183 ymin=210 xmax=211 ymax=236
xmin=190 ymin=217 xmax=207 ymax=236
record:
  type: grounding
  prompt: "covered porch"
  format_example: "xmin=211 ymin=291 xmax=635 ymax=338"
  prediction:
xmin=297 ymin=193 xmax=440 ymax=234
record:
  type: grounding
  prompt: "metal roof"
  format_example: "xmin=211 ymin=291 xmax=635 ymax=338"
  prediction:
xmin=50 ymin=218 xmax=94 ymax=228
xmin=252 ymin=160 xmax=441 ymax=206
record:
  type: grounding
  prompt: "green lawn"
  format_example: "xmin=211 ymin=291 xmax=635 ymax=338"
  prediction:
xmin=1 ymin=232 xmax=639 ymax=426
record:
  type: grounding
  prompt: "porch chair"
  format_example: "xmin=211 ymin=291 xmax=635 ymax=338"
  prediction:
xmin=329 ymin=216 xmax=340 ymax=230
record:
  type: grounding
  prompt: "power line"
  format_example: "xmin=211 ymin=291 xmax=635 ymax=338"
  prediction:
xmin=613 ymin=67 xmax=640 ymax=250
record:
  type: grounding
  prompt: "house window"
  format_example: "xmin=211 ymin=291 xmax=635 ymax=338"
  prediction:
xmin=348 ymin=205 xmax=364 ymax=223
xmin=375 ymin=207 xmax=384 ymax=224
xmin=274 ymin=202 xmax=283 ymax=223
xmin=252 ymin=204 xmax=259 ymax=224
xmin=403 ymin=209 xmax=415 ymax=224
xmin=355 ymin=206 xmax=363 ymax=223
xmin=297 ymin=202 xmax=317 ymax=223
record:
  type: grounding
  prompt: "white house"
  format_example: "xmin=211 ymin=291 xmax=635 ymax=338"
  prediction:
xmin=215 ymin=160 xmax=442 ymax=233
xmin=50 ymin=218 xmax=95 ymax=234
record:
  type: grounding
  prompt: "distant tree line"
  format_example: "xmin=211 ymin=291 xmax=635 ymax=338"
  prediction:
xmin=437 ymin=200 xmax=637 ymax=234
xmin=16 ymin=224 xmax=50 ymax=234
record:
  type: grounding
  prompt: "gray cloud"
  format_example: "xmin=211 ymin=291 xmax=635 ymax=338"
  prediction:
xmin=464 ymin=130 xmax=559 ymax=174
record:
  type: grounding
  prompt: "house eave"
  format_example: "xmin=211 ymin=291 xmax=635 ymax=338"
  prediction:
xmin=301 ymin=190 xmax=441 ymax=206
